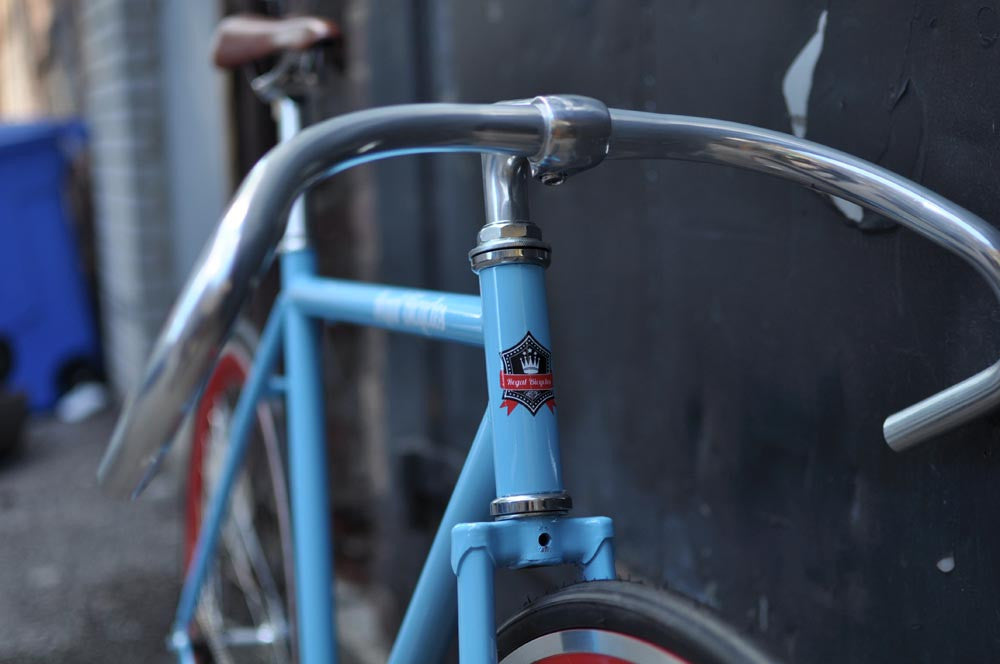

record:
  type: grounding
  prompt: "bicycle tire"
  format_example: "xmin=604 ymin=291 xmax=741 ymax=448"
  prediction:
xmin=185 ymin=319 xmax=296 ymax=663
xmin=497 ymin=580 xmax=781 ymax=664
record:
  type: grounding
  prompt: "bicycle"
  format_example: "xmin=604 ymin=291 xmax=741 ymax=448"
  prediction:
xmin=97 ymin=13 xmax=1000 ymax=664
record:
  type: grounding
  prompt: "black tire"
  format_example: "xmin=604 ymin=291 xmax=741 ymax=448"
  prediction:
xmin=497 ymin=580 xmax=781 ymax=664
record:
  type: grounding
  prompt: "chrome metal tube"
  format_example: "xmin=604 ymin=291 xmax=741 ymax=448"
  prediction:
xmin=277 ymin=97 xmax=308 ymax=252
xmin=99 ymin=102 xmax=552 ymax=497
xmin=481 ymin=154 xmax=530 ymax=224
xmin=607 ymin=109 xmax=1000 ymax=451
xmin=470 ymin=155 xmax=550 ymax=272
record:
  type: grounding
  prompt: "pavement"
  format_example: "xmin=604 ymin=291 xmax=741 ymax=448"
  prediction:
xmin=0 ymin=410 xmax=390 ymax=664
xmin=0 ymin=410 xmax=181 ymax=663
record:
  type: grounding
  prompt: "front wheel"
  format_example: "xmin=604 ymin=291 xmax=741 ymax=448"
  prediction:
xmin=498 ymin=580 xmax=780 ymax=664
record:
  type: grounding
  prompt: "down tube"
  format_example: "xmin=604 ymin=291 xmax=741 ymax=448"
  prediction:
xmin=388 ymin=412 xmax=495 ymax=664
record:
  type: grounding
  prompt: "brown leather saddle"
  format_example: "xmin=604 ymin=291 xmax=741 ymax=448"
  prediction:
xmin=212 ymin=14 xmax=341 ymax=69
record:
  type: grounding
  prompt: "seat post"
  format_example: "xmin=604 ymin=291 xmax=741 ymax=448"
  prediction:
xmin=277 ymin=97 xmax=309 ymax=253
xmin=470 ymin=154 xmax=572 ymax=519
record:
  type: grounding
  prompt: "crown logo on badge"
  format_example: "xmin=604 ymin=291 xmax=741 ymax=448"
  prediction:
xmin=520 ymin=350 xmax=540 ymax=374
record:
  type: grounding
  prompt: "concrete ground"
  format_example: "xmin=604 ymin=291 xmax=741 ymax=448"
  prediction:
xmin=0 ymin=410 xmax=389 ymax=664
xmin=0 ymin=411 xmax=181 ymax=663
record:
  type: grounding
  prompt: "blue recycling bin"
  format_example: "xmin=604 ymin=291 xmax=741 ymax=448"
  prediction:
xmin=0 ymin=120 xmax=100 ymax=410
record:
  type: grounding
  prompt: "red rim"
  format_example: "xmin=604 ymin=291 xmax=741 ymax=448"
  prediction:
xmin=505 ymin=627 xmax=693 ymax=664
xmin=534 ymin=656 xmax=635 ymax=664
xmin=184 ymin=352 xmax=249 ymax=568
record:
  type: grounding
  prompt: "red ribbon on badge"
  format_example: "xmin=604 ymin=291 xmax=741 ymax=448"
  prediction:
xmin=499 ymin=396 xmax=556 ymax=415
xmin=498 ymin=370 xmax=556 ymax=414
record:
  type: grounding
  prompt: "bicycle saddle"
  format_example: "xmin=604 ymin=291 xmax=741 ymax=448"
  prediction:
xmin=212 ymin=14 xmax=340 ymax=69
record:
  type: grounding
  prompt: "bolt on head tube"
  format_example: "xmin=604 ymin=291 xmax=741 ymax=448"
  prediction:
xmin=472 ymin=154 xmax=572 ymax=518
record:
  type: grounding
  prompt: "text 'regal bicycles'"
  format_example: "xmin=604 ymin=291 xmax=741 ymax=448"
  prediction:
xmin=97 ymin=15 xmax=1000 ymax=664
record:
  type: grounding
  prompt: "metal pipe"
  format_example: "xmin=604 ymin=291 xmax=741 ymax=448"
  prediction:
xmin=481 ymin=154 xmax=530 ymax=224
xmin=471 ymin=155 xmax=549 ymax=273
xmin=277 ymin=97 xmax=309 ymax=252
xmin=606 ymin=109 xmax=1000 ymax=451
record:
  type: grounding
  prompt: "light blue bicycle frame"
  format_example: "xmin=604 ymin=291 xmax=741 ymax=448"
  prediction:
xmin=169 ymin=100 xmax=616 ymax=664
xmin=84 ymin=86 xmax=1000 ymax=663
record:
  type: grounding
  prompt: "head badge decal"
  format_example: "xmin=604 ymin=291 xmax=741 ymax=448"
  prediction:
xmin=499 ymin=332 xmax=555 ymax=415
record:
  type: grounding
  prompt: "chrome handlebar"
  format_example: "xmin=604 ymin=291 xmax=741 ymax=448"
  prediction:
xmin=98 ymin=95 xmax=1000 ymax=497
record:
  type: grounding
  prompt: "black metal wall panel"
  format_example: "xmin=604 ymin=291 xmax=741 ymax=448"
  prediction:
xmin=362 ymin=1 xmax=1000 ymax=660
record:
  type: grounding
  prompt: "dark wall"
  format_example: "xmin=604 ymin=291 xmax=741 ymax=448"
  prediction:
xmin=358 ymin=1 xmax=1000 ymax=661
